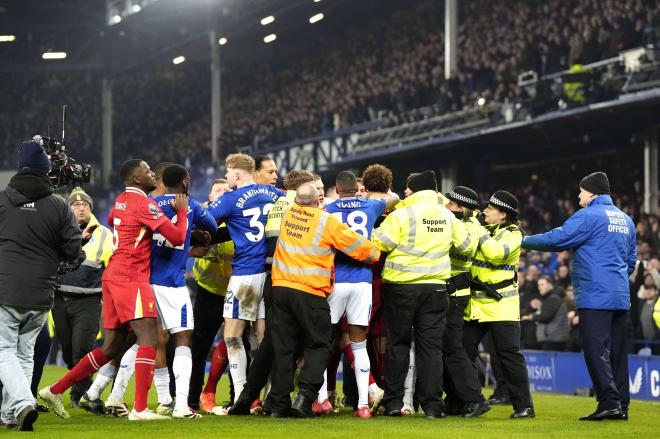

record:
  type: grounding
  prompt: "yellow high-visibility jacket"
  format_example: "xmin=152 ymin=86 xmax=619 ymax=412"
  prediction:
xmin=467 ymin=223 xmax=522 ymax=322
xmin=193 ymin=224 xmax=234 ymax=296
xmin=449 ymin=214 xmax=480 ymax=296
xmin=372 ymin=190 xmax=473 ymax=284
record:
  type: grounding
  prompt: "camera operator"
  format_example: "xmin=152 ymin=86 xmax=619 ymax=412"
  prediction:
xmin=52 ymin=188 xmax=113 ymax=409
xmin=0 ymin=140 xmax=81 ymax=431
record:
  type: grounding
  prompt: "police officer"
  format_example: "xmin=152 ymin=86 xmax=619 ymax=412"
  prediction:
xmin=372 ymin=171 xmax=474 ymax=418
xmin=523 ymin=172 xmax=636 ymax=421
xmin=463 ymin=190 xmax=535 ymax=419
xmin=269 ymin=183 xmax=380 ymax=418
xmin=443 ymin=186 xmax=490 ymax=417
xmin=53 ymin=188 xmax=113 ymax=409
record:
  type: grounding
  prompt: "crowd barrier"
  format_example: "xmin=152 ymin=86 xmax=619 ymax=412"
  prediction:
xmin=523 ymin=350 xmax=660 ymax=401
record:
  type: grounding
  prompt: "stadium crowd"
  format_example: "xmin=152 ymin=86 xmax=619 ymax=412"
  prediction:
xmin=2 ymin=0 xmax=660 ymax=170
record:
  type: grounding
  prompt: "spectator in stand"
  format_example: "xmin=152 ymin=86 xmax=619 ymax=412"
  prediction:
xmin=638 ymin=275 xmax=660 ymax=354
xmin=522 ymin=276 xmax=570 ymax=351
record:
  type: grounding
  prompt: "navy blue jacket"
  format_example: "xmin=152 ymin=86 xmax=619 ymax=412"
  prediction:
xmin=522 ymin=195 xmax=636 ymax=310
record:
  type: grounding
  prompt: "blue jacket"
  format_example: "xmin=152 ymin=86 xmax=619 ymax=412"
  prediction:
xmin=522 ymin=195 xmax=636 ymax=310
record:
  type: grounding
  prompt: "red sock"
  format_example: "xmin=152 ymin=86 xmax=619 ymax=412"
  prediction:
xmin=51 ymin=348 xmax=109 ymax=395
xmin=134 ymin=345 xmax=156 ymax=412
xmin=327 ymin=347 xmax=341 ymax=392
xmin=203 ymin=340 xmax=228 ymax=393
xmin=343 ymin=344 xmax=376 ymax=385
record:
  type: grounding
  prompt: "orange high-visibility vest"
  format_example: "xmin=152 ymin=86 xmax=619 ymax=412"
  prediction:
xmin=272 ymin=203 xmax=380 ymax=297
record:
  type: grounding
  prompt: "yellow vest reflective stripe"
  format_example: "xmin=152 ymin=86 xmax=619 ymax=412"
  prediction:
xmin=372 ymin=190 xmax=471 ymax=284
xmin=467 ymin=223 xmax=522 ymax=322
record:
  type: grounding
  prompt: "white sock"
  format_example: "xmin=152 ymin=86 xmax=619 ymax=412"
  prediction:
xmin=352 ymin=341 xmax=370 ymax=408
xmin=173 ymin=346 xmax=192 ymax=411
xmin=226 ymin=337 xmax=247 ymax=399
xmin=109 ymin=344 xmax=138 ymax=402
xmin=86 ymin=363 xmax=116 ymax=400
xmin=154 ymin=367 xmax=173 ymax=405
xmin=368 ymin=382 xmax=379 ymax=397
xmin=403 ymin=342 xmax=416 ymax=407
xmin=317 ymin=369 xmax=328 ymax=403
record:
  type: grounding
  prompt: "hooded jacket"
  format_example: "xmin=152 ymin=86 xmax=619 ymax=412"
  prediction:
xmin=0 ymin=170 xmax=81 ymax=309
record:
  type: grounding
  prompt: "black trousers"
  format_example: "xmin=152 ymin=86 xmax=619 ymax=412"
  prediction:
xmin=482 ymin=331 xmax=510 ymax=399
xmin=188 ymin=283 xmax=225 ymax=407
xmin=270 ymin=287 xmax=331 ymax=414
xmin=51 ymin=293 xmax=101 ymax=402
xmin=31 ymin=323 xmax=51 ymax=396
xmin=242 ymin=273 xmax=274 ymax=402
xmin=382 ymin=283 xmax=448 ymax=415
xmin=579 ymin=309 xmax=629 ymax=411
xmin=463 ymin=320 xmax=533 ymax=411
xmin=443 ymin=295 xmax=485 ymax=405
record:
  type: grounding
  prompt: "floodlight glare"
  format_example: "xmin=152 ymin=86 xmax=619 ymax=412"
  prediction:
xmin=173 ymin=56 xmax=186 ymax=64
xmin=264 ymin=33 xmax=277 ymax=43
xmin=261 ymin=16 xmax=275 ymax=26
xmin=0 ymin=35 xmax=16 ymax=42
xmin=309 ymin=13 xmax=324 ymax=24
xmin=218 ymin=37 xmax=228 ymax=45
xmin=42 ymin=52 xmax=67 ymax=60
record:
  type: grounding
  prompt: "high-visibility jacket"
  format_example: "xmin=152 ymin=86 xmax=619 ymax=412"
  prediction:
xmin=371 ymin=190 xmax=473 ymax=284
xmin=58 ymin=213 xmax=113 ymax=296
xmin=654 ymin=298 xmax=660 ymax=330
xmin=272 ymin=203 xmax=380 ymax=297
xmin=193 ymin=224 xmax=234 ymax=296
xmin=265 ymin=190 xmax=296 ymax=264
xmin=467 ymin=223 xmax=522 ymax=322
xmin=449 ymin=214 xmax=480 ymax=296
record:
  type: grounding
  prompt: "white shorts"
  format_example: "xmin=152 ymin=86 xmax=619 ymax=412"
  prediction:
xmin=223 ymin=273 xmax=267 ymax=322
xmin=328 ymin=282 xmax=372 ymax=326
xmin=152 ymin=284 xmax=194 ymax=334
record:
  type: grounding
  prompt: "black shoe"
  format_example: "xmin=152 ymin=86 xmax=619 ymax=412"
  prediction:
xmin=579 ymin=407 xmax=622 ymax=421
xmin=16 ymin=405 xmax=38 ymax=432
xmin=384 ymin=406 xmax=402 ymax=417
xmin=510 ymin=408 xmax=535 ymax=419
xmin=290 ymin=394 xmax=314 ymax=418
xmin=463 ymin=401 xmax=492 ymax=418
xmin=34 ymin=403 xmax=49 ymax=413
xmin=79 ymin=393 xmax=105 ymax=415
xmin=262 ymin=397 xmax=272 ymax=416
xmin=270 ymin=410 xmax=289 ymax=418
xmin=488 ymin=396 xmax=512 ymax=406
xmin=228 ymin=396 xmax=252 ymax=416
xmin=425 ymin=412 xmax=446 ymax=419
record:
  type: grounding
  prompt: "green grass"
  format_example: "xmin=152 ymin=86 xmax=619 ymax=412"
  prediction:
xmin=13 ymin=366 xmax=660 ymax=438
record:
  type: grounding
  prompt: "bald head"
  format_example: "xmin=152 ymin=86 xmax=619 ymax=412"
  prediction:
xmin=295 ymin=182 xmax=319 ymax=207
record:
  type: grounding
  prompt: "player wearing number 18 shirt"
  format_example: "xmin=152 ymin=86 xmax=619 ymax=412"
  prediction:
xmin=207 ymin=153 xmax=283 ymax=403
xmin=321 ymin=171 xmax=398 ymax=418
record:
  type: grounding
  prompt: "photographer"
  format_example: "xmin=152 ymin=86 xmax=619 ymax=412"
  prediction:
xmin=52 ymin=188 xmax=113 ymax=409
xmin=0 ymin=141 xmax=81 ymax=431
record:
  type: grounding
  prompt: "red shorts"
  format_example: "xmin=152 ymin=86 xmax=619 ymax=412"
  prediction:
xmin=102 ymin=280 xmax=158 ymax=329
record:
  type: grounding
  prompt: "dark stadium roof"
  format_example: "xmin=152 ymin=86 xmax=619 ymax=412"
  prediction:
xmin=0 ymin=0 xmax=416 ymax=73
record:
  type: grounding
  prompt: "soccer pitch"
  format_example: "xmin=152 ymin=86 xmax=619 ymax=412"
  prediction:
xmin=19 ymin=366 xmax=660 ymax=438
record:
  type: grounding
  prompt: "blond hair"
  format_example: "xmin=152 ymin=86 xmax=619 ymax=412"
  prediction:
xmin=225 ymin=154 xmax=255 ymax=173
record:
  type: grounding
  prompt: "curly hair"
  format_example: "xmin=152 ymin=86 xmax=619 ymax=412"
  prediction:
xmin=362 ymin=164 xmax=393 ymax=193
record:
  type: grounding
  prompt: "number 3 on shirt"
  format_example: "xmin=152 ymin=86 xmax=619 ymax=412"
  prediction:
xmin=332 ymin=211 xmax=368 ymax=237
xmin=243 ymin=204 xmax=274 ymax=242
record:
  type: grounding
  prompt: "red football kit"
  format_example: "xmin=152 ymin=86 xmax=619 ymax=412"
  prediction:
xmin=102 ymin=187 xmax=187 ymax=328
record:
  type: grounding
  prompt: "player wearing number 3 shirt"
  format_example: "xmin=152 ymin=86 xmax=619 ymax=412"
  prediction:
xmin=207 ymin=154 xmax=283 ymax=403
